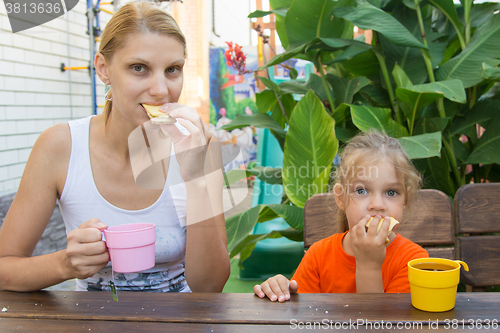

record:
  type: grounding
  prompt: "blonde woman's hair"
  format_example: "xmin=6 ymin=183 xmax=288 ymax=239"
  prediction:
xmin=334 ymin=130 xmax=422 ymax=232
xmin=98 ymin=2 xmax=186 ymax=124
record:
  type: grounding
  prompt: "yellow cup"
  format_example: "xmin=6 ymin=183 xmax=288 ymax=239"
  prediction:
xmin=408 ymin=258 xmax=469 ymax=312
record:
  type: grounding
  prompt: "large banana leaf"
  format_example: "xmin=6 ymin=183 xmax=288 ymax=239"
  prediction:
xmin=333 ymin=0 xmax=427 ymax=49
xmin=426 ymin=153 xmax=455 ymax=197
xmin=449 ymin=99 xmax=500 ymax=136
xmin=270 ymin=0 xmax=293 ymax=49
xmin=224 ymin=167 xmax=283 ymax=187
xmin=285 ymin=0 xmax=343 ymax=48
xmin=398 ymin=132 xmax=442 ymax=159
xmin=326 ymin=75 xmax=371 ymax=107
xmin=220 ymin=113 xmax=286 ymax=137
xmin=256 ymin=90 xmax=278 ymax=114
xmin=225 ymin=203 xmax=304 ymax=253
xmin=464 ymin=113 xmax=500 ymax=165
xmin=350 ymin=105 xmax=409 ymax=138
xmin=283 ymin=91 xmax=338 ymax=207
xmin=435 ymin=13 xmax=500 ymax=88
xmin=427 ymin=0 xmax=465 ymax=49
xmin=481 ymin=63 xmax=500 ymax=80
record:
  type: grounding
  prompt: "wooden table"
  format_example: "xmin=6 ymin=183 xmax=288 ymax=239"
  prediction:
xmin=1 ymin=291 xmax=499 ymax=332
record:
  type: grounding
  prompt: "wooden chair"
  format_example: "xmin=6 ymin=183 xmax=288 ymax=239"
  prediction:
xmin=303 ymin=189 xmax=455 ymax=259
xmin=455 ymin=183 xmax=500 ymax=291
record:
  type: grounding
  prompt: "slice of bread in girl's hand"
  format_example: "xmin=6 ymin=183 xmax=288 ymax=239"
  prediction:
xmin=142 ymin=104 xmax=176 ymax=124
xmin=365 ymin=217 xmax=400 ymax=244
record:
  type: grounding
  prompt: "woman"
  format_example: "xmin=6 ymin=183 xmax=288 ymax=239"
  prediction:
xmin=0 ymin=2 xmax=230 ymax=293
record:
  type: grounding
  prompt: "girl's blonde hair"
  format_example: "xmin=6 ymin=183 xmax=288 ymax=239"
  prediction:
xmin=334 ymin=130 xmax=422 ymax=232
xmin=99 ymin=2 xmax=186 ymax=124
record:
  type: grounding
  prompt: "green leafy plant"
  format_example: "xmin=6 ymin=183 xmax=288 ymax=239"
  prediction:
xmin=223 ymin=0 xmax=500 ymax=266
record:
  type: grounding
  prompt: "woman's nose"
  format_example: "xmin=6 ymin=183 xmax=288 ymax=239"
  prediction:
xmin=149 ymin=75 xmax=169 ymax=97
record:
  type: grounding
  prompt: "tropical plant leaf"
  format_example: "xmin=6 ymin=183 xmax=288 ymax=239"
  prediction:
xmin=427 ymin=0 xmax=465 ymax=48
xmin=224 ymin=167 xmax=283 ymax=187
xmin=258 ymin=44 xmax=307 ymax=70
xmin=341 ymin=49 xmax=381 ymax=77
xmin=449 ymin=99 xmax=500 ymax=136
xmin=435 ymin=13 xmax=500 ymax=88
xmin=256 ymin=90 xmax=278 ymax=114
xmin=248 ymin=10 xmax=274 ymax=18
xmin=257 ymin=76 xmax=281 ymax=93
xmin=397 ymin=80 xmax=466 ymax=105
xmin=270 ymin=0 xmax=293 ymax=48
xmin=464 ymin=113 xmax=500 ymax=165
xmin=285 ymin=0 xmax=342 ymax=48
xmin=324 ymin=41 xmax=372 ymax=64
xmin=283 ymin=91 xmax=338 ymax=207
xmin=326 ymin=75 xmax=371 ymax=107
xmin=334 ymin=125 xmax=359 ymax=142
xmin=481 ymin=63 xmax=500 ymax=81
xmin=279 ymin=80 xmax=309 ymax=95
xmin=233 ymin=228 xmax=303 ymax=266
xmin=398 ymin=132 xmax=442 ymax=159
xmin=451 ymin=135 xmax=470 ymax=165
xmin=333 ymin=0 xmax=427 ymax=49
xmin=392 ymin=64 xmax=413 ymax=88
xmin=425 ymin=153 xmax=455 ymax=197
xmin=226 ymin=203 xmax=304 ymax=252
xmin=350 ymin=105 xmax=409 ymax=138
xmin=220 ymin=113 xmax=286 ymax=137
xmin=332 ymin=103 xmax=351 ymax=124
xmin=413 ymin=117 xmax=450 ymax=136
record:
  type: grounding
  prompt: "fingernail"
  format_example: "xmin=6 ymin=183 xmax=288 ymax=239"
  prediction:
xmin=278 ymin=296 xmax=284 ymax=302
xmin=271 ymin=295 xmax=277 ymax=301
xmin=159 ymin=103 xmax=172 ymax=111
xmin=96 ymin=222 xmax=107 ymax=229
xmin=170 ymin=110 xmax=178 ymax=117
xmin=260 ymin=293 xmax=265 ymax=298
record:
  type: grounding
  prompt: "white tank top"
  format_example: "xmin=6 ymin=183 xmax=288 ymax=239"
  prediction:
xmin=58 ymin=116 xmax=191 ymax=292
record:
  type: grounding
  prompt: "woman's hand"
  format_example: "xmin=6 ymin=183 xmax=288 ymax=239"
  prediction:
xmin=64 ymin=218 xmax=110 ymax=280
xmin=158 ymin=103 xmax=217 ymax=183
xmin=254 ymin=274 xmax=299 ymax=302
xmin=350 ymin=215 xmax=390 ymax=270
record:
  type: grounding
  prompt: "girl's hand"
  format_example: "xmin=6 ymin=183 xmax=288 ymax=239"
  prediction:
xmin=158 ymin=103 xmax=217 ymax=183
xmin=350 ymin=215 xmax=390 ymax=270
xmin=64 ymin=218 xmax=109 ymax=279
xmin=254 ymin=275 xmax=299 ymax=302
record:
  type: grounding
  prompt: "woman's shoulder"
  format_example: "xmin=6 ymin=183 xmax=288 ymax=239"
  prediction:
xmin=34 ymin=122 xmax=71 ymax=157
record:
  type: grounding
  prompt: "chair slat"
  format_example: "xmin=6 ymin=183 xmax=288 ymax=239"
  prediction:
xmin=455 ymin=183 xmax=500 ymax=234
xmin=457 ymin=235 xmax=500 ymax=287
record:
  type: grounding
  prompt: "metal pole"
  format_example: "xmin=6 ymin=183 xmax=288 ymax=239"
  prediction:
xmin=87 ymin=0 xmax=97 ymax=115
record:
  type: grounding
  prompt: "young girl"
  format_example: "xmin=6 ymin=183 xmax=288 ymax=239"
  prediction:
xmin=0 ymin=2 xmax=230 ymax=292
xmin=254 ymin=130 xmax=428 ymax=302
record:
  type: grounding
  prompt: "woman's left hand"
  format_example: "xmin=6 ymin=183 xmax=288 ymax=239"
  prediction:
xmin=158 ymin=103 xmax=218 ymax=183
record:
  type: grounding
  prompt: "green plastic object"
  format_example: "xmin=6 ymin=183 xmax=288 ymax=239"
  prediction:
xmin=238 ymin=128 xmax=304 ymax=280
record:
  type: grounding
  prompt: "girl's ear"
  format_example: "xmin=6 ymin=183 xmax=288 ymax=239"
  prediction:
xmin=333 ymin=183 xmax=346 ymax=210
xmin=94 ymin=52 xmax=109 ymax=85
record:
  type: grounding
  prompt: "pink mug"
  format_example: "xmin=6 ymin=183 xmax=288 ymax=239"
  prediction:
xmin=103 ymin=223 xmax=156 ymax=273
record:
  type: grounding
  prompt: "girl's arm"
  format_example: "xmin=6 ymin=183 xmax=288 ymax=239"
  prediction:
xmin=350 ymin=216 xmax=391 ymax=293
xmin=0 ymin=124 xmax=109 ymax=291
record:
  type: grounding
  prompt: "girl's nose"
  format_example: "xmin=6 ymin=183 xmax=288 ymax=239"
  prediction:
xmin=368 ymin=193 xmax=386 ymax=211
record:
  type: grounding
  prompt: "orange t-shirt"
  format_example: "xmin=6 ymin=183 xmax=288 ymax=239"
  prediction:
xmin=291 ymin=232 xmax=429 ymax=293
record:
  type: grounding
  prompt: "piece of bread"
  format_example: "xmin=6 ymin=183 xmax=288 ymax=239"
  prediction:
xmin=365 ymin=216 xmax=399 ymax=244
xmin=142 ymin=104 xmax=176 ymax=124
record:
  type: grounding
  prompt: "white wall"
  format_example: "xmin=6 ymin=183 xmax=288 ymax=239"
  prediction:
xmin=211 ymin=0 xmax=253 ymax=47
xmin=0 ymin=0 xmax=107 ymax=194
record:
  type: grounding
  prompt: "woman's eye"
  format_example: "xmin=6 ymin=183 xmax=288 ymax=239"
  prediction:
xmin=132 ymin=65 xmax=146 ymax=72
xmin=166 ymin=66 xmax=179 ymax=74
xmin=355 ymin=188 xmax=367 ymax=195
xmin=387 ymin=190 xmax=398 ymax=197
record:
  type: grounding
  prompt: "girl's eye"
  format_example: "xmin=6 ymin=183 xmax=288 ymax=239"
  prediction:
xmin=355 ymin=188 xmax=367 ymax=195
xmin=387 ymin=190 xmax=398 ymax=197
xmin=132 ymin=65 xmax=146 ymax=72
